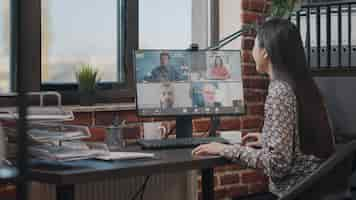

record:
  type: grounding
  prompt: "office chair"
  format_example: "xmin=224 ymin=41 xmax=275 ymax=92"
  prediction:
xmin=234 ymin=140 xmax=356 ymax=200
xmin=279 ymin=140 xmax=356 ymax=200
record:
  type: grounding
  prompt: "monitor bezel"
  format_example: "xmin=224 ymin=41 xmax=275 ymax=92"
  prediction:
xmin=133 ymin=49 xmax=246 ymax=118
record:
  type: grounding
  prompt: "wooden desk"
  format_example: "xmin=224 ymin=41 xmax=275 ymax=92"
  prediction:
xmin=29 ymin=148 xmax=229 ymax=200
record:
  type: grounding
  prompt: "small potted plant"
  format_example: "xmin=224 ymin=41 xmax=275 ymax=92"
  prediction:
xmin=75 ymin=64 xmax=100 ymax=106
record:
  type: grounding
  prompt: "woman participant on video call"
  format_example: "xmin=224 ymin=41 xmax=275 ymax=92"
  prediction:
xmin=192 ymin=18 xmax=335 ymax=199
xmin=208 ymin=56 xmax=231 ymax=80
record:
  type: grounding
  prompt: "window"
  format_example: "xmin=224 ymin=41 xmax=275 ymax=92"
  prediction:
xmin=139 ymin=0 xmax=191 ymax=49
xmin=219 ymin=0 xmax=242 ymax=50
xmin=34 ymin=0 xmax=137 ymax=103
xmin=0 ymin=0 xmax=10 ymax=93
xmin=139 ymin=0 xmax=214 ymax=49
xmin=41 ymin=0 xmax=124 ymax=84
xmin=14 ymin=0 xmax=223 ymax=104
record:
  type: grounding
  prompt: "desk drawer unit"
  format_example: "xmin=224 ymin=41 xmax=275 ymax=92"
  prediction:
xmin=30 ymin=171 xmax=197 ymax=200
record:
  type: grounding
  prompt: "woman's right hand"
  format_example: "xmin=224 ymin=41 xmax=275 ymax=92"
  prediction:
xmin=192 ymin=142 xmax=229 ymax=156
xmin=242 ymin=132 xmax=262 ymax=148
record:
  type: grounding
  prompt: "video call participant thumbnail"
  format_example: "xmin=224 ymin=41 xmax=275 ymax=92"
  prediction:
xmin=208 ymin=56 xmax=231 ymax=80
xmin=146 ymin=52 xmax=186 ymax=82
xmin=191 ymin=82 xmax=222 ymax=107
xmin=160 ymin=82 xmax=175 ymax=110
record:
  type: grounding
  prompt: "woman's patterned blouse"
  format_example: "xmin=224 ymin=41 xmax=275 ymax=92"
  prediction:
xmin=220 ymin=80 xmax=324 ymax=197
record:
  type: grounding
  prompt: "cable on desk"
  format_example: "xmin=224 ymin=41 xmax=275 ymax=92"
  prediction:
xmin=140 ymin=175 xmax=150 ymax=200
xmin=130 ymin=175 xmax=150 ymax=200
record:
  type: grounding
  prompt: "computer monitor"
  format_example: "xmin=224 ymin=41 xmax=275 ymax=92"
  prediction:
xmin=134 ymin=49 xmax=245 ymax=137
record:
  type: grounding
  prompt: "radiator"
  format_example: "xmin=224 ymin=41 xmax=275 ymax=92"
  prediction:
xmin=30 ymin=171 xmax=198 ymax=200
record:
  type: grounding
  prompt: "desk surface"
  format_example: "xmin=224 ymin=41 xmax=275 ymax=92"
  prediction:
xmin=29 ymin=147 xmax=229 ymax=185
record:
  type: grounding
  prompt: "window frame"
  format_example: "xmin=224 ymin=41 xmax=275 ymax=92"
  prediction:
xmin=21 ymin=0 xmax=137 ymax=105
xmin=12 ymin=0 xmax=220 ymax=105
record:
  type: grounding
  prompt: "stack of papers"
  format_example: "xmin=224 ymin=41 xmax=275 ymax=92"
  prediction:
xmin=27 ymin=129 xmax=85 ymax=142
xmin=26 ymin=122 xmax=91 ymax=143
xmin=29 ymin=143 xmax=105 ymax=162
xmin=1 ymin=122 xmax=91 ymax=159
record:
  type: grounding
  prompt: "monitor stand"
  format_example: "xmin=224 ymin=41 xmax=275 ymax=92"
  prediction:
xmin=209 ymin=115 xmax=220 ymax=137
xmin=175 ymin=116 xmax=220 ymax=138
xmin=176 ymin=116 xmax=192 ymax=138
xmin=175 ymin=44 xmax=197 ymax=139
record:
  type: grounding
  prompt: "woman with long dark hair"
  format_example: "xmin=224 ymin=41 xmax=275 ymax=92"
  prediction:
xmin=192 ymin=18 xmax=335 ymax=199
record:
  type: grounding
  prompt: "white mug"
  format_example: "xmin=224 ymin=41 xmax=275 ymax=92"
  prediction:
xmin=143 ymin=122 xmax=166 ymax=140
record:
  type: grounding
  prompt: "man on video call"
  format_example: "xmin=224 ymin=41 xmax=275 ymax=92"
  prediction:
xmin=147 ymin=52 xmax=186 ymax=81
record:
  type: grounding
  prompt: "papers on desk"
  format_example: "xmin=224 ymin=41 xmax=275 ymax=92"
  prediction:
xmin=1 ymin=122 xmax=92 ymax=160
xmin=29 ymin=142 xmax=106 ymax=162
xmin=27 ymin=129 xmax=86 ymax=142
xmin=96 ymin=152 xmax=155 ymax=161
xmin=29 ymin=141 xmax=155 ymax=162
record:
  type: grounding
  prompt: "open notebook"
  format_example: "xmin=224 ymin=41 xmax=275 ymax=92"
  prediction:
xmin=96 ymin=152 xmax=155 ymax=161
xmin=88 ymin=142 xmax=155 ymax=161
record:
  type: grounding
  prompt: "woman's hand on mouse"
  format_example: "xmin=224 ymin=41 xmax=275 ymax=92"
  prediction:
xmin=192 ymin=142 xmax=229 ymax=156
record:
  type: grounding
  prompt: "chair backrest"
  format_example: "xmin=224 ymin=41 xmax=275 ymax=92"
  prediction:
xmin=280 ymin=140 xmax=356 ymax=200
xmin=314 ymin=77 xmax=356 ymax=138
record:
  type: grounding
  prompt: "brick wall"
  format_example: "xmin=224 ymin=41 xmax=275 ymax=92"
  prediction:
xmin=207 ymin=0 xmax=271 ymax=198
xmin=64 ymin=1 xmax=272 ymax=199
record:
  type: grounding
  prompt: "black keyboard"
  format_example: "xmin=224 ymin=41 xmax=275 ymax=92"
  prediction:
xmin=138 ymin=137 xmax=228 ymax=149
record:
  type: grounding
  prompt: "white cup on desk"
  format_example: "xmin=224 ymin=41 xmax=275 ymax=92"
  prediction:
xmin=143 ymin=122 xmax=166 ymax=140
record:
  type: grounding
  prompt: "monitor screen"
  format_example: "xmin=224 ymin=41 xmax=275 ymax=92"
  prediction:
xmin=134 ymin=50 xmax=245 ymax=117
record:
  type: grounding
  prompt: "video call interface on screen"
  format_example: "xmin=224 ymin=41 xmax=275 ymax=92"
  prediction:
xmin=134 ymin=50 xmax=245 ymax=116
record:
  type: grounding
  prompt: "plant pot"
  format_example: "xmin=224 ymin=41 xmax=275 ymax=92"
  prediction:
xmin=79 ymin=91 xmax=96 ymax=106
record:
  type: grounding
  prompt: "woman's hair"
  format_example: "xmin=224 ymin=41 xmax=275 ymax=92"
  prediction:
xmin=256 ymin=18 xmax=335 ymax=158
xmin=214 ymin=56 xmax=223 ymax=67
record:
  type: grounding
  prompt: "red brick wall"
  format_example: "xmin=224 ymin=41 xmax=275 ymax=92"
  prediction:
xmin=0 ymin=185 xmax=16 ymax=200
xmin=207 ymin=0 xmax=271 ymax=199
